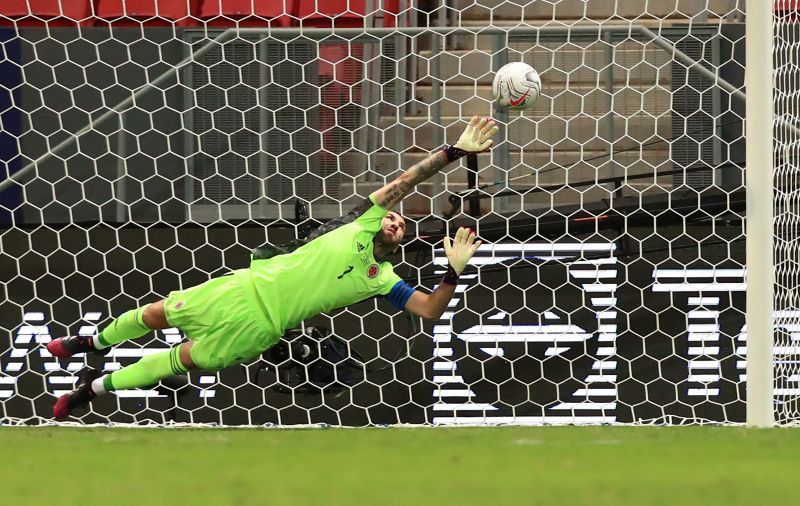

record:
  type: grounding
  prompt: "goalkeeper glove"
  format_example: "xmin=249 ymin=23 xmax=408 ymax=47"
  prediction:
xmin=443 ymin=116 xmax=499 ymax=163
xmin=443 ymin=227 xmax=482 ymax=278
xmin=455 ymin=116 xmax=499 ymax=153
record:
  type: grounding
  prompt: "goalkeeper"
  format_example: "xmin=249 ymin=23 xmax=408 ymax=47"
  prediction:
xmin=49 ymin=116 xmax=498 ymax=418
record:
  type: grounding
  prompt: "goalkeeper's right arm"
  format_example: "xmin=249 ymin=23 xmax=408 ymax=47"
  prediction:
xmin=404 ymin=227 xmax=481 ymax=320
xmin=371 ymin=116 xmax=498 ymax=211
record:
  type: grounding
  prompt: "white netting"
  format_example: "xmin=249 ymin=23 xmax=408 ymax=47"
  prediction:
xmin=0 ymin=1 xmax=762 ymax=426
xmin=774 ymin=2 xmax=800 ymax=424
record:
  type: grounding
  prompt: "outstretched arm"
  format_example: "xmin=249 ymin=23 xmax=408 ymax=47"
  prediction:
xmin=371 ymin=116 xmax=499 ymax=210
xmin=404 ymin=227 xmax=482 ymax=319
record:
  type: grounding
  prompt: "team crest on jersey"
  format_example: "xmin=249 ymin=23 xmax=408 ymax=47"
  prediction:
xmin=367 ymin=264 xmax=380 ymax=279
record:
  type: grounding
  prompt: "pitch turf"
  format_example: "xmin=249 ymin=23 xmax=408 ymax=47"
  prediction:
xmin=0 ymin=425 xmax=796 ymax=506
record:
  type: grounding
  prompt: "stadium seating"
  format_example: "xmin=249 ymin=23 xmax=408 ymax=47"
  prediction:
xmin=199 ymin=0 xmax=293 ymax=27
xmin=96 ymin=0 xmax=198 ymax=27
xmin=295 ymin=0 xmax=366 ymax=28
xmin=294 ymin=0 xmax=401 ymax=28
xmin=0 ymin=1 xmax=400 ymax=29
xmin=0 ymin=0 xmax=94 ymax=27
xmin=775 ymin=0 xmax=800 ymax=21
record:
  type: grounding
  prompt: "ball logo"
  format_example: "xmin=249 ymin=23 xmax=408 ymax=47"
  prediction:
xmin=367 ymin=264 xmax=380 ymax=279
xmin=508 ymin=88 xmax=530 ymax=107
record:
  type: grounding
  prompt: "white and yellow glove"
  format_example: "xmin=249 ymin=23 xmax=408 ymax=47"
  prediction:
xmin=443 ymin=116 xmax=500 ymax=163
xmin=454 ymin=116 xmax=499 ymax=153
xmin=443 ymin=227 xmax=483 ymax=280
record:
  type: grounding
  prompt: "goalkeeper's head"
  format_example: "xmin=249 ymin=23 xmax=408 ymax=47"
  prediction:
xmin=375 ymin=211 xmax=406 ymax=255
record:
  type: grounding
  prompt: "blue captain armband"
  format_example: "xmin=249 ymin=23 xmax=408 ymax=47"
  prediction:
xmin=387 ymin=280 xmax=415 ymax=310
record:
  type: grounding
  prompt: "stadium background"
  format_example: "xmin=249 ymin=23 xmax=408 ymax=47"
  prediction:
xmin=0 ymin=0 xmax=783 ymax=426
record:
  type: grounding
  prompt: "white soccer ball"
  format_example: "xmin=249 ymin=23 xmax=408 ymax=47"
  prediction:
xmin=492 ymin=62 xmax=542 ymax=110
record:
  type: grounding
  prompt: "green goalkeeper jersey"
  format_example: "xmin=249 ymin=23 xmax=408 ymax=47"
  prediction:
xmin=249 ymin=196 xmax=403 ymax=336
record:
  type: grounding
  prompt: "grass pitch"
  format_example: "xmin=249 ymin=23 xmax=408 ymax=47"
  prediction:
xmin=0 ymin=425 xmax=796 ymax=506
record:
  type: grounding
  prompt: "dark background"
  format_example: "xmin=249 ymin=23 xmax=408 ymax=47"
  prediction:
xmin=0 ymin=221 xmax=753 ymax=425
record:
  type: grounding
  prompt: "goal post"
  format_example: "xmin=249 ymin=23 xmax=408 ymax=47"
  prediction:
xmin=745 ymin=0 xmax=775 ymax=428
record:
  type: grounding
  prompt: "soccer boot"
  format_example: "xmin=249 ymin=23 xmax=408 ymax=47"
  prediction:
xmin=47 ymin=335 xmax=110 ymax=358
xmin=52 ymin=367 xmax=103 ymax=419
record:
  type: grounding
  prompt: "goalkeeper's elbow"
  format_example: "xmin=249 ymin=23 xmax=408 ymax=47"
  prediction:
xmin=406 ymin=304 xmax=442 ymax=320
xmin=418 ymin=306 xmax=445 ymax=320
xmin=416 ymin=311 xmax=438 ymax=320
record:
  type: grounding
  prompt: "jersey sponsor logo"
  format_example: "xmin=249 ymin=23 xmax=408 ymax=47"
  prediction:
xmin=337 ymin=265 xmax=354 ymax=279
xmin=367 ymin=264 xmax=380 ymax=279
xmin=174 ymin=301 xmax=185 ymax=310
xmin=356 ymin=241 xmax=366 ymax=252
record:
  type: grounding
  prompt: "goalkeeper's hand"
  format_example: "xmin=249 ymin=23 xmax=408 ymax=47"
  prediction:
xmin=444 ymin=227 xmax=482 ymax=275
xmin=453 ymin=116 xmax=499 ymax=153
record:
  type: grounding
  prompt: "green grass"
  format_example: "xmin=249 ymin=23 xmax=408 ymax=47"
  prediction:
xmin=0 ymin=425 xmax=797 ymax=506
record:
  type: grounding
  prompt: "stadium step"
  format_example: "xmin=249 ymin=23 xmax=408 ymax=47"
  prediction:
xmin=414 ymin=45 xmax=671 ymax=87
xmin=452 ymin=0 xmax=734 ymax=23
xmin=420 ymin=19 xmax=725 ymax=55
xmin=367 ymin=148 xmax=671 ymax=182
xmin=377 ymin=114 xmax=673 ymax=154
xmin=410 ymin=84 xmax=671 ymax=117
xmin=352 ymin=145 xmax=672 ymax=217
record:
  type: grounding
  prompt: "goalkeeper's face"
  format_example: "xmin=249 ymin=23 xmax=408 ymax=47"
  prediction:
xmin=380 ymin=212 xmax=406 ymax=247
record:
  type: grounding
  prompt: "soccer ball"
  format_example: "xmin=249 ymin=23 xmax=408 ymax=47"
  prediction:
xmin=492 ymin=62 xmax=541 ymax=110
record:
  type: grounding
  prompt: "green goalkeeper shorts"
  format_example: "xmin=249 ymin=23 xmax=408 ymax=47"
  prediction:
xmin=163 ymin=269 xmax=280 ymax=371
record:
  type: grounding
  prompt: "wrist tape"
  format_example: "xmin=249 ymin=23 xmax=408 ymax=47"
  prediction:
xmin=442 ymin=144 xmax=468 ymax=164
xmin=441 ymin=265 xmax=459 ymax=286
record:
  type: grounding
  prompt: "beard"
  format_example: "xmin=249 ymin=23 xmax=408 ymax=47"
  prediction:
xmin=374 ymin=232 xmax=401 ymax=257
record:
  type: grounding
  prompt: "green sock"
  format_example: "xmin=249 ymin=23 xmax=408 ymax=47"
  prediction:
xmin=104 ymin=347 xmax=188 ymax=392
xmin=95 ymin=306 xmax=150 ymax=349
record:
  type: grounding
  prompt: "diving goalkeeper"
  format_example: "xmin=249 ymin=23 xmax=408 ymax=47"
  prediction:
xmin=49 ymin=116 xmax=499 ymax=418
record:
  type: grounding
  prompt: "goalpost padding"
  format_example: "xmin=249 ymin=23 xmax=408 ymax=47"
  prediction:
xmin=0 ymin=1 xmax=786 ymax=426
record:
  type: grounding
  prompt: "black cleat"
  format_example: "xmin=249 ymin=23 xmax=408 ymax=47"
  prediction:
xmin=53 ymin=367 xmax=103 ymax=419
xmin=47 ymin=335 xmax=110 ymax=358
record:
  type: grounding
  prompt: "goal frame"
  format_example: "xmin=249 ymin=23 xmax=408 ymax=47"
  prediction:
xmin=745 ymin=0 xmax=775 ymax=428
xmin=0 ymin=14 xmax=781 ymax=426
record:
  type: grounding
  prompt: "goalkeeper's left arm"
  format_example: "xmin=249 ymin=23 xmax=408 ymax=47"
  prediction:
xmin=403 ymin=227 xmax=481 ymax=320
xmin=371 ymin=116 xmax=498 ymax=211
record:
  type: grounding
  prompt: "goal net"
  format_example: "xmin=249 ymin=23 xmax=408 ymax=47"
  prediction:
xmin=774 ymin=1 xmax=800 ymax=424
xmin=0 ymin=1 xmax=779 ymax=426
